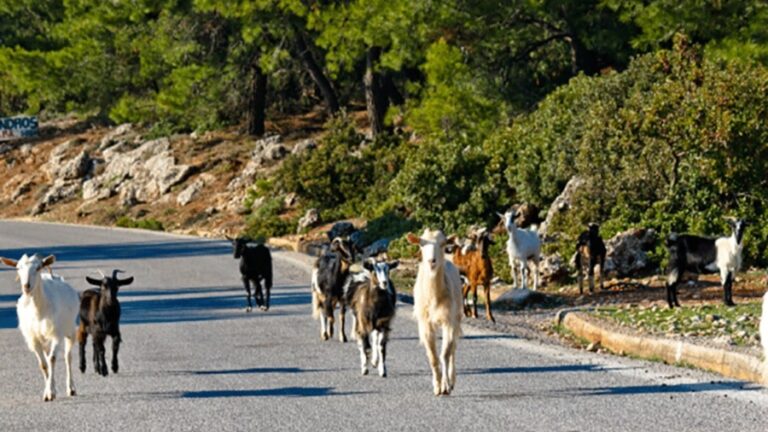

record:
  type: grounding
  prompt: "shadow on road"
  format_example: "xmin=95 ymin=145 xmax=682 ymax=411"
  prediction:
xmin=181 ymin=367 xmax=331 ymax=376
xmin=574 ymin=381 xmax=762 ymax=396
xmin=182 ymin=386 xmax=370 ymax=398
xmin=0 ymin=239 xmax=230 ymax=264
xmin=464 ymin=364 xmax=605 ymax=375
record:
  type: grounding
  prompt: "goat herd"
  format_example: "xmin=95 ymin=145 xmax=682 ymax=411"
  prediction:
xmin=0 ymin=211 xmax=766 ymax=402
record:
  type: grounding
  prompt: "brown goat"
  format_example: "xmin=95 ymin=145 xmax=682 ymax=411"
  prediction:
xmin=448 ymin=228 xmax=495 ymax=323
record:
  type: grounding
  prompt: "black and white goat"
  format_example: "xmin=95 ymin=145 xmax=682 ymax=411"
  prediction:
xmin=311 ymin=237 xmax=355 ymax=342
xmin=77 ymin=270 xmax=133 ymax=376
xmin=665 ymin=219 xmax=746 ymax=308
xmin=348 ymin=258 xmax=399 ymax=377
xmin=575 ymin=223 xmax=606 ymax=294
xmin=228 ymin=237 xmax=273 ymax=312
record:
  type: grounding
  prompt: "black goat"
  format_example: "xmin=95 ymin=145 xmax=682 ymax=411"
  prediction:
xmin=665 ymin=219 xmax=746 ymax=308
xmin=575 ymin=223 xmax=607 ymax=294
xmin=77 ymin=270 xmax=133 ymax=376
xmin=311 ymin=237 xmax=355 ymax=342
xmin=228 ymin=237 xmax=273 ymax=312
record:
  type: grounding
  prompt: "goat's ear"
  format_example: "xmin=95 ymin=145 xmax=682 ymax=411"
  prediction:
xmin=118 ymin=276 xmax=134 ymax=286
xmin=406 ymin=232 xmax=421 ymax=245
xmin=225 ymin=235 xmax=233 ymax=241
xmin=41 ymin=255 xmax=55 ymax=268
xmin=446 ymin=234 xmax=457 ymax=245
xmin=0 ymin=257 xmax=17 ymax=267
xmin=388 ymin=260 xmax=399 ymax=270
xmin=85 ymin=276 xmax=102 ymax=286
xmin=363 ymin=259 xmax=374 ymax=271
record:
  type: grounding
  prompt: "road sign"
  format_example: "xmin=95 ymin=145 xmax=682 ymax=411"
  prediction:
xmin=0 ymin=116 xmax=38 ymax=141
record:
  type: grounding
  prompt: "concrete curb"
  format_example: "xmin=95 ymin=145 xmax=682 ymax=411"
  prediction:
xmin=559 ymin=310 xmax=768 ymax=385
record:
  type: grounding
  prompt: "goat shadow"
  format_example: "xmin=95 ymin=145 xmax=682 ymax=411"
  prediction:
xmin=181 ymin=386 xmax=371 ymax=399
xmin=571 ymin=380 xmax=761 ymax=396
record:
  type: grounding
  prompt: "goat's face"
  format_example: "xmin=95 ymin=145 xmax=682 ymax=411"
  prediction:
xmin=86 ymin=270 xmax=134 ymax=296
xmin=330 ymin=237 xmax=355 ymax=263
xmin=588 ymin=223 xmax=600 ymax=236
xmin=363 ymin=259 xmax=399 ymax=291
xmin=1 ymin=254 xmax=55 ymax=295
xmin=476 ymin=230 xmax=494 ymax=257
xmin=230 ymin=237 xmax=249 ymax=259
xmin=407 ymin=229 xmax=447 ymax=274
xmin=727 ymin=219 xmax=746 ymax=244
xmin=498 ymin=211 xmax=517 ymax=232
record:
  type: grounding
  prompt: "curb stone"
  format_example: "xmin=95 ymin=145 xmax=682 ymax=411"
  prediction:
xmin=559 ymin=310 xmax=768 ymax=385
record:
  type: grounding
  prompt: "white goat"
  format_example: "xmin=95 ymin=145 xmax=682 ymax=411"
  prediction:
xmin=499 ymin=210 xmax=541 ymax=290
xmin=1 ymin=254 xmax=79 ymax=401
xmin=407 ymin=229 xmax=462 ymax=396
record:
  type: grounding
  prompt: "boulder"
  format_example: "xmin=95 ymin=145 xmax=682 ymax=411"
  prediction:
xmin=603 ymin=228 xmax=657 ymax=277
xmin=176 ymin=177 xmax=206 ymax=206
xmin=363 ymin=238 xmax=390 ymax=258
xmin=514 ymin=203 xmax=541 ymax=228
xmin=10 ymin=179 xmax=33 ymax=203
xmin=292 ymin=138 xmax=317 ymax=155
xmin=539 ymin=253 xmax=569 ymax=284
xmin=539 ymin=176 xmax=585 ymax=238
xmin=45 ymin=139 xmax=91 ymax=181
xmin=33 ymin=179 xmax=80 ymax=214
xmin=327 ymin=221 xmax=356 ymax=241
xmin=251 ymin=135 xmax=286 ymax=166
xmin=98 ymin=123 xmax=134 ymax=151
xmin=493 ymin=288 xmax=552 ymax=310
xmin=297 ymin=208 xmax=320 ymax=233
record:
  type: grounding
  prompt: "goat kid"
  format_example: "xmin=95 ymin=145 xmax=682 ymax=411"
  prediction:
xmin=77 ymin=270 xmax=133 ymax=376
xmin=665 ymin=219 xmax=746 ymax=308
xmin=499 ymin=210 xmax=541 ymax=291
xmin=575 ymin=223 xmax=607 ymax=294
xmin=348 ymin=258 xmax=399 ymax=377
xmin=312 ymin=237 xmax=355 ymax=342
xmin=228 ymin=236 xmax=273 ymax=312
xmin=407 ymin=229 xmax=463 ymax=396
xmin=2 ymin=254 xmax=78 ymax=401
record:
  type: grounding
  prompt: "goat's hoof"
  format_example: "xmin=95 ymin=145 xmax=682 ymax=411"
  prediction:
xmin=245 ymin=306 xmax=252 ymax=313
xmin=321 ymin=333 xmax=329 ymax=341
xmin=43 ymin=392 xmax=55 ymax=402
xmin=379 ymin=370 xmax=387 ymax=378
xmin=340 ymin=335 xmax=347 ymax=343
xmin=68 ymin=389 xmax=76 ymax=396
xmin=260 ymin=305 xmax=268 ymax=311
xmin=361 ymin=368 xmax=369 ymax=376
xmin=79 ymin=366 xmax=85 ymax=373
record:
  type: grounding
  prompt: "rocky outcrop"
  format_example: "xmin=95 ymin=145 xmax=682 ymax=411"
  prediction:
xmin=297 ymin=208 xmax=319 ymax=233
xmin=83 ymin=137 xmax=191 ymax=207
xmin=539 ymin=253 xmax=569 ymax=284
xmin=539 ymin=176 xmax=585 ymax=238
xmin=291 ymin=138 xmax=317 ymax=155
xmin=513 ymin=203 xmax=541 ymax=228
xmin=603 ymin=228 xmax=657 ymax=277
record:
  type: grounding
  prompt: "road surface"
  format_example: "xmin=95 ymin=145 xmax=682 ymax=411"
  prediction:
xmin=0 ymin=220 xmax=766 ymax=431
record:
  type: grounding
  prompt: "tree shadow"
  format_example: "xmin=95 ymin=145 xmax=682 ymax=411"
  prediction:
xmin=179 ymin=367 xmax=331 ymax=376
xmin=181 ymin=386 xmax=371 ymax=399
xmin=0 ymin=239 xmax=231 ymax=263
xmin=0 ymin=306 xmax=16 ymax=329
xmin=463 ymin=334 xmax=520 ymax=341
xmin=573 ymin=381 xmax=761 ymax=396
xmin=463 ymin=364 xmax=605 ymax=375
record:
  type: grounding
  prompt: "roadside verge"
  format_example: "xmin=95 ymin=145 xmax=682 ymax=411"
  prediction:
xmin=559 ymin=310 xmax=767 ymax=385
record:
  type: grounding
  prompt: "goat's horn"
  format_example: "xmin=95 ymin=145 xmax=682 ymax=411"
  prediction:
xmin=97 ymin=269 xmax=106 ymax=278
xmin=112 ymin=269 xmax=124 ymax=280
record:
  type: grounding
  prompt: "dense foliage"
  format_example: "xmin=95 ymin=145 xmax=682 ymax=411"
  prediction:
xmin=3 ymin=1 xmax=768 ymax=268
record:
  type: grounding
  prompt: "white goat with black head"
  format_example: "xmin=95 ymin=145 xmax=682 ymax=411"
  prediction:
xmin=499 ymin=210 xmax=541 ymax=290
xmin=347 ymin=258 xmax=399 ymax=377
xmin=665 ymin=218 xmax=746 ymax=308
xmin=78 ymin=269 xmax=134 ymax=376
xmin=1 ymin=254 xmax=79 ymax=401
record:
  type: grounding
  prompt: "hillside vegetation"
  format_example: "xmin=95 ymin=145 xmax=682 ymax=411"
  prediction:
xmin=2 ymin=1 xmax=768 ymax=269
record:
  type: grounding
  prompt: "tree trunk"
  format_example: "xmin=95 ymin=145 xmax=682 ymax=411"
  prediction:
xmin=293 ymin=29 xmax=340 ymax=114
xmin=246 ymin=54 xmax=267 ymax=137
xmin=364 ymin=47 xmax=389 ymax=137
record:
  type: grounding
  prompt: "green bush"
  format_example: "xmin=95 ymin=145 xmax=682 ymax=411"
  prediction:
xmin=244 ymin=196 xmax=296 ymax=240
xmin=115 ymin=216 xmax=165 ymax=231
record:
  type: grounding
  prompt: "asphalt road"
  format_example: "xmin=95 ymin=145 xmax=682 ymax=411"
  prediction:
xmin=0 ymin=220 xmax=766 ymax=431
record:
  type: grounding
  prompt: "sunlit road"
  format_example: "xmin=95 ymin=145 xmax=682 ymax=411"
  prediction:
xmin=0 ymin=220 xmax=766 ymax=431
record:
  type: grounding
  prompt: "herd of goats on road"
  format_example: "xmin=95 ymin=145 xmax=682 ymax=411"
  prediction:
xmin=2 ymin=209 xmax=768 ymax=400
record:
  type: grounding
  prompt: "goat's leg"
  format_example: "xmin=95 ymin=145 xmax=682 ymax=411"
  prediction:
xmin=357 ymin=332 xmax=370 ymax=375
xmin=470 ymin=282 xmax=479 ymax=319
xmin=484 ymin=283 xmax=495 ymax=323
xmin=242 ymin=277 xmax=253 ymax=313
xmin=253 ymin=278 xmax=264 ymax=309
xmin=461 ymin=282 xmax=471 ymax=317
xmin=532 ymin=258 xmax=540 ymax=291
xmin=419 ymin=321 xmax=441 ymax=396
xmin=111 ymin=331 xmax=121 ymax=373
xmin=64 ymin=336 xmax=76 ymax=396
xmin=666 ymin=268 xmax=680 ymax=308
xmin=509 ymin=258 xmax=519 ymax=288
xmin=440 ymin=325 xmax=458 ymax=395
xmin=722 ymin=270 xmax=736 ymax=306
xmin=77 ymin=323 xmax=88 ymax=373
xmin=588 ymin=258 xmax=596 ymax=294
xmin=519 ymin=260 xmax=528 ymax=290
xmin=370 ymin=330 xmax=380 ymax=368
xmin=377 ymin=330 xmax=388 ymax=377
xmin=263 ymin=277 xmax=271 ymax=311
xmin=31 ymin=340 xmax=49 ymax=381
xmin=598 ymin=256 xmax=605 ymax=291
xmin=94 ymin=333 xmax=108 ymax=376
xmin=43 ymin=339 xmax=60 ymax=401
xmin=339 ymin=303 xmax=347 ymax=343
xmin=576 ymin=253 xmax=584 ymax=294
